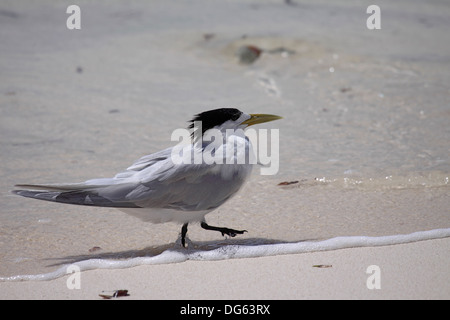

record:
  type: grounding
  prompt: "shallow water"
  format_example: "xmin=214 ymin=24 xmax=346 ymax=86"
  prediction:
xmin=1 ymin=0 xmax=449 ymax=279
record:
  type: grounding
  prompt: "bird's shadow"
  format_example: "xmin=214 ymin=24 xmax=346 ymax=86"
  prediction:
xmin=45 ymin=237 xmax=316 ymax=268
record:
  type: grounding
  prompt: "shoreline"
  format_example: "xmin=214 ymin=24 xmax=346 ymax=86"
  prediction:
xmin=1 ymin=237 xmax=448 ymax=300
xmin=2 ymin=227 xmax=449 ymax=282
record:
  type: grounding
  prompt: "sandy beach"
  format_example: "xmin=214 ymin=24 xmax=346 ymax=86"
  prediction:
xmin=1 ymin=0 xmax=449 ymax=300
xmin=1 ymin=237 xmax=449 ymax=300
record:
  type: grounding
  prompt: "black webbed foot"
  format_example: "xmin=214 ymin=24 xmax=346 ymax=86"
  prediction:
xmin=200 ymin=221 xmax=247 ymax=238
xmin=180 ymin=221 xmax=247 ymax=248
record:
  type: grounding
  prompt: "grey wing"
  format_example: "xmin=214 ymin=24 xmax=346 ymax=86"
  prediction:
xmin=13 ymin=146 xmax=249 ymax=210
xmin=118 ymin=146 xmax=250 ymax=211
xmin=12 ymin=180 xmax=142 ymax=208
xmin=11 ymin=148 xmax=175 ymax=208
xmin=12 ymin=147 xmax=177 ymax=208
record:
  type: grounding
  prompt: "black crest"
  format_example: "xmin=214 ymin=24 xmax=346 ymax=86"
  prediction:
xmin=188 ymin=108 xmax=243 ymax=140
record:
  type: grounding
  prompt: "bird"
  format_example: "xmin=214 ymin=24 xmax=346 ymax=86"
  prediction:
xmin=12 ymin=108 xmax=282 ymax=247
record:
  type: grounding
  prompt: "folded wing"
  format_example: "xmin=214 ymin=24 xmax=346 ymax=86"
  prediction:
xmin=13 ymin=145 xmax=250 ymax=211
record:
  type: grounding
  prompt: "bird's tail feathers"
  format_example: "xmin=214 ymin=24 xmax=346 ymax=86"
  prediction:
xmin=12 ymin=182 xmax=140 ymax=208
xmin=14 ymin=183 xmax=99 ymax=192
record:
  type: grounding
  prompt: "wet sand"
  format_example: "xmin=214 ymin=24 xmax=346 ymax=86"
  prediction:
xmin=1 ymin=238 xmax=449 ymax=299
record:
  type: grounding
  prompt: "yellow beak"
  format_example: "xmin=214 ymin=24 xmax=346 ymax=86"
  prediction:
xmin=241 ymin=113 xmax=283 ymax=127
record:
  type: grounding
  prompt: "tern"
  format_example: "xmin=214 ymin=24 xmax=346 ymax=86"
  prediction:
xmin=13 ymin=108 xmax=282 ymax=247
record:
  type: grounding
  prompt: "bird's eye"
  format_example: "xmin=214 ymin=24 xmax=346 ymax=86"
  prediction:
xmin=231 ymin=112 xmax=241 ymax=121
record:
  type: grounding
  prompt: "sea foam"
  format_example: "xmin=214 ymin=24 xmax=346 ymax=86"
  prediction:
xmin=2 ymin=228 xmax=449 ymax=282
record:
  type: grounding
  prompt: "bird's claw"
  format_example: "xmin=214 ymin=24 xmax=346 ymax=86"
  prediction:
xmin=221 ymin=228 xmax=247 ymax=237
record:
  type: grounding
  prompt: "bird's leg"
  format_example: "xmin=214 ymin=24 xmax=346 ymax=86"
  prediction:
xmin=181 ymin=223 xmax=188 ymax=248
xmin=200 ymin=221 xmax=247 ymax=238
